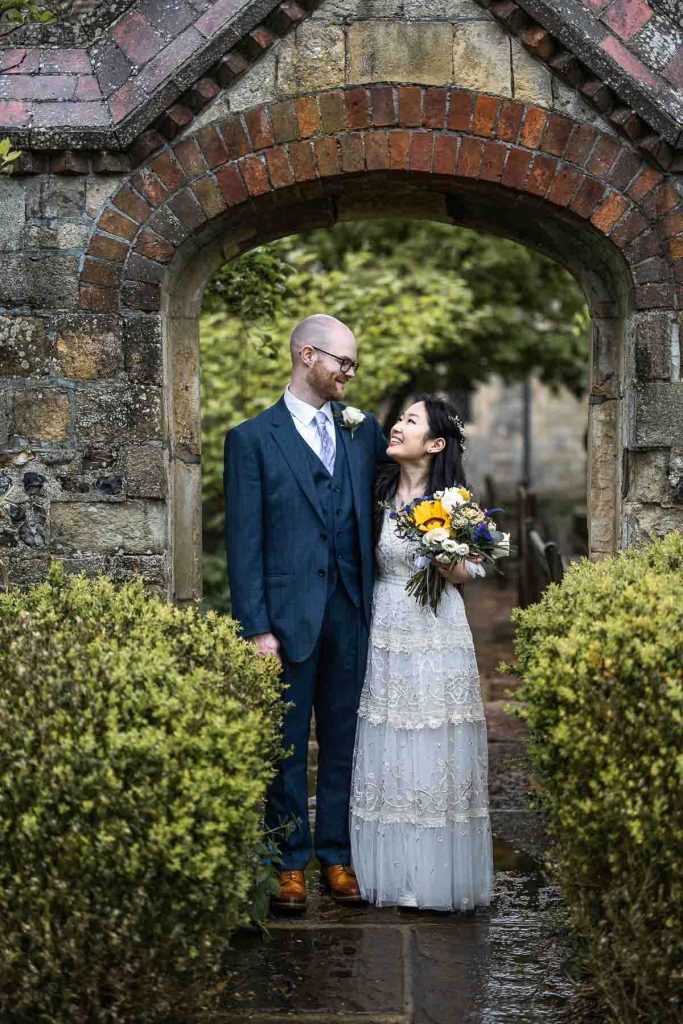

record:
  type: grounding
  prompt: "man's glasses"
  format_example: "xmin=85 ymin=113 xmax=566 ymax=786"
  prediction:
xmin=309 ymin=345 xmax=359 ymax=374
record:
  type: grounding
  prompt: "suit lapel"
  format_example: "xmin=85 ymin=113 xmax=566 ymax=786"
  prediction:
xmin=270 ymin=397 xmax=327 ymax=526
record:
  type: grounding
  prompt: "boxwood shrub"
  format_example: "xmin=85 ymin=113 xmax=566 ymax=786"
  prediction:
xmin=510 ymin=530 xmax=682 ymax=1024
xmin=0 ymin=565 xmax=283 ymax=1023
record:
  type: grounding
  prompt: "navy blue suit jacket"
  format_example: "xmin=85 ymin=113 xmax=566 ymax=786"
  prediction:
xmin=224 ymin=396 xmax=387 ymax=663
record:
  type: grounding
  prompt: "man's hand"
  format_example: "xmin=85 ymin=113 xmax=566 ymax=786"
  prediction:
xmin=248 ymin=632 xmax=281 ymax=662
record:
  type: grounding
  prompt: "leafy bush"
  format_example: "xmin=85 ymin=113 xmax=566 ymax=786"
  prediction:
xmin=509 ymin=531 xmax=683 ymax=1023
xmin=0 ymin=566 xmax=283 ymax=1023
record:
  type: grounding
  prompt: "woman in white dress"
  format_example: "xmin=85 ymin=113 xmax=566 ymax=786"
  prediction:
xmin=350 ymin=394 xmax=494 ymax=910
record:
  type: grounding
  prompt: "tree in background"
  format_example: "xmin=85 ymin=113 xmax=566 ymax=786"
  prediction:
xmin=201 ymin=220 xmax=589 ymax=608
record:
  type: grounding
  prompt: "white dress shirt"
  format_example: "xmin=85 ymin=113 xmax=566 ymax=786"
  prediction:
xmin=283 ymin=385 xmax=337 ymax=461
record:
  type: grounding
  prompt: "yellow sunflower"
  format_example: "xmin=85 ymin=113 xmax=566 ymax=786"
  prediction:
xmin=412 ymin=499 xmax=451 ymax=532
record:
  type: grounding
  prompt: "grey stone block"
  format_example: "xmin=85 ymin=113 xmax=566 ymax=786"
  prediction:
xmin=635 ymin=311 xmax=673 ymax=381
xmin=123 ymin=316 xmax=164 ymax=384
xmin=125 ymin=445 xmax=168 ymax=499
xmin=74 ymin=384 xmax=163 ymax=442
xmin=634 ymin=382 xmax=683 ymax=448
xmin=0 ymin=316 xmax=51 ymax=377
xmin=50 ymin=499 xmax=167 ymax=554
xmin=0 ymin=178 xmax=26 ymax=253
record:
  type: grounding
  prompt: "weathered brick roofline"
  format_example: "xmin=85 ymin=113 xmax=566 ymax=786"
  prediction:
xmin=0 ymin=0 xmax=313 ymax=153
xmin=497 ymin=1 xmax=683 ymax=155
xmin=1 ymin=0 xmax=681 ymax=172
xmin=78 ymin=85 xmax=683 ymax=317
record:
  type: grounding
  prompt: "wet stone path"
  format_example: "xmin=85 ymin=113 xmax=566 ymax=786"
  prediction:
xmin=219 ymin=580 xmax=575 ymax=1023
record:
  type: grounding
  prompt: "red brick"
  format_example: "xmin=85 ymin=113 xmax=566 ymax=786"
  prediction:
xmin=480 ymin=139 xmax=507 ymax=182
xmin=625 ymin=229 xmax=661 ymax=265
xmin=472 ymin=95 xmax=499 ymax=137
xmin=600 ymin=36 xmax=657 ymax=88
xmin=158 ymin=104 xmax=193 ymax=140
xmin=82 ymin=258 xmax=121 ymax=288
xmin=370 ymin=86 xmax=395 ymax=127
xmin=79 ymin=285 xmax=117 ymax=312
xmin=173 ymin=139 xmax=207 ymax=179
xmin=423 ymin=88 xmax=447 ymax=129
xmin=87 ymin=232 xmax=129 ymax=262
xmin=408 ymin=132 xmax=432 ymax=172
xmin=586 ymin=136 xmax=620 ymax=176
xmin=526 ymin=154 xmax=558 ymax=196
xmin=547 ymin=165 xmax=582 ymax=207
xmin=122 ymin=280 xmax=161 ymax=312
xmin=519 ymin=107 xmax=549 ymax=149
xmin=132 ymin=168 xmax=169 ymax=207
xmin=389 ymin=130 xmax=411 ymax=170
xmin=627 ymin=166 xmax=663 ymax=201
xmin=456 ymin=136 xmax=484 ymax=179
xmin=541 ymin=113 xmax=573 ymax=157
xmin=270 ymin=101 xmax=299 ymax=143
xmin=605 ymin=148 xmax=641 ymax=190
xmin=603 ymin=0 xmax=653 ymax=42
xmin=0 ymin=99 xmax=29 ymax=127
xmin=167 ymin=188 xmax=205 ymax=232
xmin=265 ymin=146 xmax=294 ymax=188
xmin=239 ymin=154 xmax=270 ymax=195
xmin=664 ymin=46 xmax=683 ymax=91
xmin=192 ymin=176 xmax=227 ymax=218
xmin=668 ymin=236 xmax=683 ymax=261
xmin=150 ymin=150 xmax=186 ymax=191
xmin=569 ymin=177 xmax=606 ymax=218
xmin=662 ymin=211 xmax=683 ymax=239
xmin=215 ymin=164 xmax=248 ymax=206
xmin=295 ymin=96 xmax=320 ymax=138
xmin=398 ymin=86 xmax=422 ymax=127
xmin=496 ymin=100 xmax=524 ymax=143
xmin=633 ymin=283 xmax=675 ymax=309
xmin=433 ymin=134 xmax=459 ymax=176
xmin=564 ymin=123 xmax=598 ymax=166
xmin=319 ymin=91 xmax=346 ymax=133
xmin=447 ymin=89 xmax=474 ymax=132
xmin=288 ymin=140 xmax=317 ymax=182
xmin=196 ymin=126 xmax=229 ymax=168
xmin=113 ymin=185 xmax=151 ymax=224
xmin=99 ymin=207 xmax=138 ymax=241
xmin=244 ymin=107 xmax=274 ymax=150
xmin=112 ymin=12 xmax=164 ymax=66
xmin=315 ymin=136 xmax=341 ymax=177
xmin=339 ymin=133 xmax=365 ymax=173
xmin=591 ymin=192 xmax=630 ymax=233
xmin=502 ymin=147 xmax=532 ymax=189
xmin=345 ymin=87 xmax=370 ymax=130
xmin=219 ymin=116 xmax=251 ymax=159
xmin=642 ymin=183 xmax=680 ymax=219
xmin=610 ymin=208 xmax=649 ymax=248
xmin=364 ymin=131 xmax=391 ymax=171
xmin=135 ymin=229 xmax=175 ymax=262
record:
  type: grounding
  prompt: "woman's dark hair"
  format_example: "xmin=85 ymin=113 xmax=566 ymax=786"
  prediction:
xmin=374 ymin=393 xmax=467 ymax=539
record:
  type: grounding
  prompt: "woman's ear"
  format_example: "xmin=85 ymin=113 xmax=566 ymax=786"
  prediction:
xmin=427 ymin=436 xmax=446 ymax=454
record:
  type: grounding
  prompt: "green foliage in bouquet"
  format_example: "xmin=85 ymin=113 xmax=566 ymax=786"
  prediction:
xmin=0 ymin=565 xmax=284 ymax=1023
xmin=508 ymin=531 xmax=683 ymax=1024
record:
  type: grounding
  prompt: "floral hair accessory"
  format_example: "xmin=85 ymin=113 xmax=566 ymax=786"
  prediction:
xmin=447 ymin=413 xmax=466 ymax=450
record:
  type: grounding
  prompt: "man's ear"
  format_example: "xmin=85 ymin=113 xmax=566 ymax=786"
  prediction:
xmin=299 ymin=344 xmax=316 ymax=367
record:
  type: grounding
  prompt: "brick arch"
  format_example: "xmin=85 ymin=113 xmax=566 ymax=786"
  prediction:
xmin=79 ymin=84 xmax=682 ymax=316
xmin=77 ymin=84 xmax=683 ymax=601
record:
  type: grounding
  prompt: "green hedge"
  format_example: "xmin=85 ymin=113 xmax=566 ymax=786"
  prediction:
xmin=510 ymin=530 xmax=683 ymax=1024
xmin=0 ymin=566 xmax=283 ymax=1023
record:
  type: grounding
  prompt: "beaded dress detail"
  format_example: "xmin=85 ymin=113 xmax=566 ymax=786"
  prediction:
xmin=350 ymin=509 xmax=494 ymax=909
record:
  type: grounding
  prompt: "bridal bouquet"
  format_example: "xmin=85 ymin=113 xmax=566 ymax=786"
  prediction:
xmin=388 ymin=486 xmax=510 ymax=613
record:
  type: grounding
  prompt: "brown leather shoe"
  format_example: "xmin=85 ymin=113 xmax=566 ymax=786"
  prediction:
xmin=271 ymin=870 xmax=307 ymax=913
xmin=320 ymin=864 xmax=362 ymax=903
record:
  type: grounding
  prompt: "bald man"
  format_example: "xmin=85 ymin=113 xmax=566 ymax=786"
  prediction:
xmin=224 ymin=314 xmax=387 ymax=913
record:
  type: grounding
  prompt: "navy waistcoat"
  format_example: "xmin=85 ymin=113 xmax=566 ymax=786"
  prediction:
xmin=297 ymin=425 xmax=362 ymax=605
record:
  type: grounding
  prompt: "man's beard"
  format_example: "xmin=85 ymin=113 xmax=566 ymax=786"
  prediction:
xmin=310 ymin=364 xmax=346 ymax=402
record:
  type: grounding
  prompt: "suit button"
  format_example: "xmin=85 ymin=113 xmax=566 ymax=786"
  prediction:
xmin=318 ymin=569 xmax=326 ymax=577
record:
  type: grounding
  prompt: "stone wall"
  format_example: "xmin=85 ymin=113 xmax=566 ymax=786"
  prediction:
xmin=1 ymin=0 xmax=682 ymax=597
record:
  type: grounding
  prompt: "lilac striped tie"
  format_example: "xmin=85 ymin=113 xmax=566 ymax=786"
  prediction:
xmin=314 ymin=411 xmax=335 ymax=475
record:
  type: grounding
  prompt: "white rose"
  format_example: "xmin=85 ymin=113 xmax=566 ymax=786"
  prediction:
xmin=435 ymin=552 xmax=452 ymax=565
xmin=442 ymin=538 xmax=458 ymax=553
xmin=425 ymin=527 xmax=450 ymax=545
xmin=454 ymin=542 xmax=470 ymax=556
xmin=441 ymin=486 xmax=467 ymax=512
xmin=342 ymin=406 xmax=365 ymax=428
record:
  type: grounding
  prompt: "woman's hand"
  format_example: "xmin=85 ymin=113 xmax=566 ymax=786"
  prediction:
xmin=435 ymin=555 xmax=484 ymax=585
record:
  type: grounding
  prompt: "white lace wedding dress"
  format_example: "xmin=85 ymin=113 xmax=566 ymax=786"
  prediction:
xmin=350 ymin=508 xmax=494 ymax=910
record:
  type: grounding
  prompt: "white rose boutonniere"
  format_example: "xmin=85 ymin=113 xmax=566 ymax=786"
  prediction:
xmin=337 ymin=405 xmax=366 ymax=438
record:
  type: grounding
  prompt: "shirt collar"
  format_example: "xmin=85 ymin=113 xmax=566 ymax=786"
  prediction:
xmin=284 ymin=385 xmax=334 ymax=427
